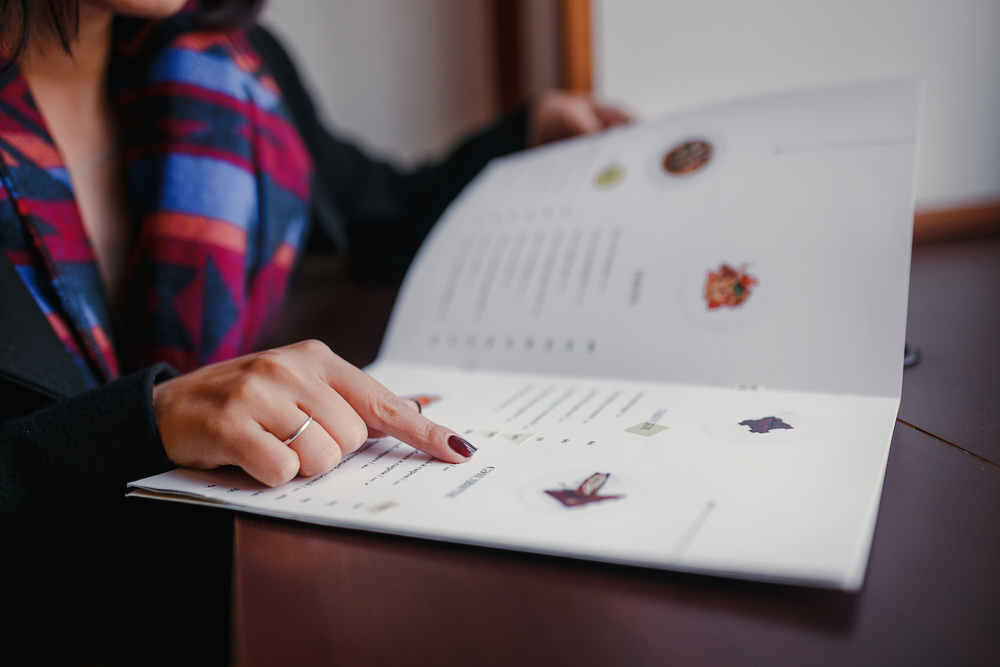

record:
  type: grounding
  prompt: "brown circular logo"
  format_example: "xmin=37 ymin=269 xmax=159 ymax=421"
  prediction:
xmin=662 ymin=140 xmax=713 ymax=175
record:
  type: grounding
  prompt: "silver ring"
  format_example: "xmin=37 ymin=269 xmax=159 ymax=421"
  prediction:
xmin=283 ymin=416 xmax=313 ymax=445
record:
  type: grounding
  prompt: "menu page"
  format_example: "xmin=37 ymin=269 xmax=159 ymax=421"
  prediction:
xmin=381 ymin=80 xmax=920 ymax=396
xmin=130 ymin=81 xmax=920 ymax=590
xmin=133 ymin=363 xmax=899 ymax=589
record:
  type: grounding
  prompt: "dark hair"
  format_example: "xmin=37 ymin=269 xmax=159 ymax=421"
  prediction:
xmin=1 ymin=0 xmax=265 ymax=63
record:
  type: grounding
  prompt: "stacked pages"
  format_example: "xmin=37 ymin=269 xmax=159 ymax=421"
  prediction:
xmin=131 ymin=81 xmax=921 ymax=590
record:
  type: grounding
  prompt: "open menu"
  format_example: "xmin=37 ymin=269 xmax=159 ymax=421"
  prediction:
xmin=130 ymin=81 xmax=921 ymax=590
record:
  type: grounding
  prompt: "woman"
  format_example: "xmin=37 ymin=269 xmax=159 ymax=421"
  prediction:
xmin=0 ymin=0 xmax=628 ymax=662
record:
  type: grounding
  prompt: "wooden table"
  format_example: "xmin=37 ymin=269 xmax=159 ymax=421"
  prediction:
xmin=236 ymin=240 xmax=1000 ymax=667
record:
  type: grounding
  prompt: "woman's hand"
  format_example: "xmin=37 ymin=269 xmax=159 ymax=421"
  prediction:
xmin=152 ymin=340 xmax=476 ymax=487
xmin=528 ymin=90 xmax=632 ymax=147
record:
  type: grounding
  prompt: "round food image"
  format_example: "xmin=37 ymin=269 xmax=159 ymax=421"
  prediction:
xmin=704 ymin=263 xmax=757 ymax=309
xmin=593 ymin=163 xmax=626 ymax=190
xmin=662 ymin=140 xmax=713 ymax=175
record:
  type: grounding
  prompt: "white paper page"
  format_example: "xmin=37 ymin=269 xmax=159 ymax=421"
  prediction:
xmin=131 ymin=82 xmax=920 ymax=590
xmin=133 ymin=363 xmax=898 ymax=590
xmin=381 ymin=81 xmax=920 ymax=396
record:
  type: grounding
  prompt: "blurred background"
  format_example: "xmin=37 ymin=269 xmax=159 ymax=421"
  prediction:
xmin=262 ymin=0 xmax=1000 ymax=240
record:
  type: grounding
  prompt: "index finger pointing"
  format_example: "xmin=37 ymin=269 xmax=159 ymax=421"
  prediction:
xmin=321 ymin=356 xmax=476 ymax=463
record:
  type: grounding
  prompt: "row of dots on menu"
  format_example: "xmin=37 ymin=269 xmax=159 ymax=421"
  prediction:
xmin=428 ymin=333 xmax=596 ymax=353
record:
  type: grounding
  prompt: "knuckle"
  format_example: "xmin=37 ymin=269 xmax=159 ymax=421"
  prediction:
xmin=227 ymin=374 xmax=266 ymax=406
xmin=321 ymin=445 xmax=343 ymax=472
xmin=369 ymin=391 xmax=405 ymax=426
xmin=297 ymin=461 xmax=319 ymax=477
xmin=298 ymin=338 xmax=332 ymax=358
xmin=301 ymin=445 xmax=340 ymax=477
xmin=244 ymin=350 xmax=289 ymax=380
xmin=342 ymin=415 xmax=369 ymax=451
xmin=238 ymin=354 xmax=299 ymax=397
xmin=254 ymin=456 xmax=284 ymax=487
xmin=271 ymin=458 xmax=299 ymax=486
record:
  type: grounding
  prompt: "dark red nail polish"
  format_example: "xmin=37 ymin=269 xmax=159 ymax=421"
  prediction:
xmin=448 ymin=435 xmax=477 ymax=458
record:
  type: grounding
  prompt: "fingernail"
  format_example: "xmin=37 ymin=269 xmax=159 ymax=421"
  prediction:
xmin=448 ymin=435 xmax=477 ymax=458
xmin=410 ymin=399 xmax=422 ymax=414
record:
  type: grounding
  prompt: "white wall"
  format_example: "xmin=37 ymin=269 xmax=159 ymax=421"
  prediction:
xmin=594 ymin=0 xmax=1000 ymax=210
xmin=261 ymin=0 xmax=497 ymax=166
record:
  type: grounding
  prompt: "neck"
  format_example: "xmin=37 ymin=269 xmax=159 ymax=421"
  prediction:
xmin=19 ymin=5 xmax=114 ymax=88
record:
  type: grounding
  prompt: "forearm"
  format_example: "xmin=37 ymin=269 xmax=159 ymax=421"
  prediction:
xmin=0 ymin=364 xmax=177 ymax=569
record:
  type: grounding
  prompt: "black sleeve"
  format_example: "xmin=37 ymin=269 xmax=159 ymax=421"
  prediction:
xmin=246 ymin=25 xmax=529 ymax=284
xmin=0 ymin=365 xmax=176 ymax=557
xmin=0 ymin=365 xmax=180 ymax=657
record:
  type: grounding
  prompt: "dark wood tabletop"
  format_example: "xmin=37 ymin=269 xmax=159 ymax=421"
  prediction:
xmin=898 ymin=238 xmax=1000 ymax=465
xmin=238 ymin=238 xmax=1000 ymax=667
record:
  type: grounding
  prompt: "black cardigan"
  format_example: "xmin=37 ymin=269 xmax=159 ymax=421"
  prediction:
xmin=0 ymin=25 xmax=526 ymax=665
